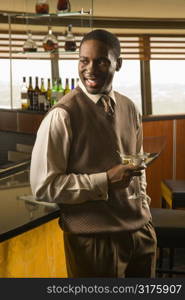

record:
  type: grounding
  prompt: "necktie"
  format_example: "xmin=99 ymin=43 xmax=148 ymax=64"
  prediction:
xmin=100 ymin=95 xmax=114 ymax=118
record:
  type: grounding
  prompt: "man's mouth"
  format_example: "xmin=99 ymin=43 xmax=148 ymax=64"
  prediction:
xmin=85 ymin=78 xmax=100 ymax=88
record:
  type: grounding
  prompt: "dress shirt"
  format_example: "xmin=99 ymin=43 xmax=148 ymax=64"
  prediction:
xmin=78 ymin=80 xmax=116 ymax=105
xmin=30 ymin=82 xmax=148 ymax=205
xmin=30 ymin=83 xmax=116 ymax=204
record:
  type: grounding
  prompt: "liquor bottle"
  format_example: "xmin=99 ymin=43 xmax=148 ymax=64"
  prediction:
xmin=64 ymin=78 xmax=71 ymax=95
xmin=21 ymin=77 xmax=28 ymax=109
xmin=33 ymin=77 xmax=40 ymax=111
xmin=46 ymin=78 xmax=52 ymax=110
xmin=57 ymin=0 xmax=71 ymax=12
xmin=27 ymin=76 xmax=33 ymax=110
xmin=76 ymin=78 xmax=79 ymax=87
xmin=57 ymin=78 xmax=64 ymax=101
xmin=23 ymin=31 xmax=37 ymax=52
xmin=71 ymin=78 xmax=75 ymax=90
xmin=64 ymin=24 xmax=77 ymax=52
xmin=43 ymin=27 xmax=58 ymax=52
xmin=35 ymin=0 xmax=49 ymax=14
xmin=51 ymin=79 xmax=58 ymax=106
xmin=39 ymin=78 xmax=47 ymax=111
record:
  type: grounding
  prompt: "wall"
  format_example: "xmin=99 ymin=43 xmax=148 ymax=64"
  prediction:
xmin=0 ymin=110 xmax=37 ymax=164
xmin=143 ymin=117 xmax=185 ymax=208
xmin=0 ymin=0 xmax=185 ymax=34
xmin=143 ymin=119 xmax=173 ymax=208
xmin=93 ymin=0 xmax=185 ymax=18
xmin=0 ymin=131 xmax=35 ymax=164
xmin=0 ymin=0 xmax=185 ymax=18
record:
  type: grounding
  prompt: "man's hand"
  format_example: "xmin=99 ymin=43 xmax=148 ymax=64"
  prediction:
xmin=107 ymin=163 xmax=145 ymax=189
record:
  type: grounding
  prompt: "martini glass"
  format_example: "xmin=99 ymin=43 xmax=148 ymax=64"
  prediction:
xmin=117 ymin=136 xmax=166 ymax=200
xmin=118 ymin=152 xmax=151 ymax=200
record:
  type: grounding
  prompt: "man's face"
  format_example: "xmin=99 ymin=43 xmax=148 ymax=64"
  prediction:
xmin=78 ymin=39 xmax=121 ymax=94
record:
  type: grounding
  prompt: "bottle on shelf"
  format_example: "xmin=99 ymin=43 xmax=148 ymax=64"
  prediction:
xmin=57 ymin=0 xmax=71 ymax=12
xmin=57 ymin=78 xmax=64 ymax=101
xmin=71 ymin=78 xmax=75 ymax=90
xmin=76 ymin=78 xmax=79 ymax=87
xmin=39 ymin=78 xmax=47 ymax=111
xmin=27 ymin=76 xmax=33 ymax=110
xmin=20 ymin=77 xmax=28 ymax=110
xmin=64 ymin=78 xmax=71 ymax=95
xmin=64 ymin=24 xmax=77 ymax=52
xmin=33 ymin=77 xmax=40 ymax=110
xmin=43 ymin=27 xmax=58 ymax=52
xmin=46 ymin=78 xmax=52 ymax=110
xmin=35 ymin=0 xmax=49 ymax=14
xmin=51 ymin=78 xmax=58 ymax=106
xmin=23 ymin=31 xmax=37 ymax=52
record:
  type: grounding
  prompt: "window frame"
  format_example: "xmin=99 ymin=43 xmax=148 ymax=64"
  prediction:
xmin=1 ymin=27 xmax=185 ymax=115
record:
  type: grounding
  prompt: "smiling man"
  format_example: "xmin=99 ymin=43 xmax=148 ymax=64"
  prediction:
xmin=79 ymin=37 xmax=120 ymax=94
xmin=30 ymin=29 xmax=157 ymax=278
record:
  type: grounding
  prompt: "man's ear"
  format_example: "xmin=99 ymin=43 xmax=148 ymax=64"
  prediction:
xmin=116 ymin=57 xmax=122 ymax=71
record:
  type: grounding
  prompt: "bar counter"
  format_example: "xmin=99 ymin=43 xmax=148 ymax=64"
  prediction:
xmin=0 ymin=168 xmax=67 ymax=277
xmin=1 ymin=166 xmax=185 ymax=277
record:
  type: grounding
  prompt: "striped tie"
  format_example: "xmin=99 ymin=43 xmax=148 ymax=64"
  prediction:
xmin=100 ymin=95 xmax=114 ymax=118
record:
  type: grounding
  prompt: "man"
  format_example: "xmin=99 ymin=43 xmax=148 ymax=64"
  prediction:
xmin=30 ymin=29 xmax=157 ymax=278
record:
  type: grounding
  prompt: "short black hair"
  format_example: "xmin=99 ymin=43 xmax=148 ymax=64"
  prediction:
xmin=80 ymin=29 xmax=120 ymax=58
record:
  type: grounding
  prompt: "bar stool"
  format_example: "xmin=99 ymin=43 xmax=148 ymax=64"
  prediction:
xmin=161 ymin=179 xmax=185 ymax=209
xmin=151 ymin=208 xmax=185 ymax=277
xmin=160 ymin=179 xmax=185 ymax=274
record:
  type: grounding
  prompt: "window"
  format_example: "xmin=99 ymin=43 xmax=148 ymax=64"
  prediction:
xmin=1 ymin=30 xmax=185 ymax=115
xmin=0 ymin=60 xmax=10 ymax=108
xmin=59 ymin=59 xmax=142 ymax=112
xmin=12 ymin=59 xmax=51 ymax=108
xmin=0 ymin=59 xmax=51 ymax=108
xmin=59 ymin=60 xmax=78 ymax=89
xmin=151 ymin=60 xmax=185 ymax=114
xmin=113 ymin=60 xmax=142 ymax=113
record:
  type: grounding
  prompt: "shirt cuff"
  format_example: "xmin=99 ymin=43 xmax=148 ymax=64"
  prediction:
xmin=89 ymin=172 xmax=108 ymax=201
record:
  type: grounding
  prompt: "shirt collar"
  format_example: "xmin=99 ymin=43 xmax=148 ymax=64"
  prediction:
xmin=78 ymin=80 xmax=116 ymax=105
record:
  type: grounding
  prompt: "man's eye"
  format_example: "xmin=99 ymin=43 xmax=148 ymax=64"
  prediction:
xmin=97 ymin=59 xmax=109 ymax=66
xmin=80 ymin=59 xmax=88 ymax=64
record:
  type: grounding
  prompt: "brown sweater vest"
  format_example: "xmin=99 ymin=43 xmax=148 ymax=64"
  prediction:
xmin=54 ymin=87 xmax=151 ymax=234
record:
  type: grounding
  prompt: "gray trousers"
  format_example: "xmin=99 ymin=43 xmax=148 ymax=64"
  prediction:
xmin=63 ymin=220 xmax=157 ymax=278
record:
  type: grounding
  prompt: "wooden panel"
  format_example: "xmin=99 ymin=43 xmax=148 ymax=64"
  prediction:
xmin=143 ymin=120 xmax=173 ymax=208
xmin=176 ymin=119 xmax=185 ymax=179
xmin=0 ymin=111 xmax=17 ymax=132
xmin=0 ymin=219 xmax=67 ymax=277
xmin=17 ymin=113 xmax=44 ymax=134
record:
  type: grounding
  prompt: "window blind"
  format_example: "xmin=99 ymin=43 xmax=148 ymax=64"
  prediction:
xmin=0 ymin=30 xmax=185 ymax=60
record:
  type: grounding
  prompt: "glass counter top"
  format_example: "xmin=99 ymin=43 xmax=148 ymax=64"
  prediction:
xmin=0 ymin=169 xmax=59 ymax=242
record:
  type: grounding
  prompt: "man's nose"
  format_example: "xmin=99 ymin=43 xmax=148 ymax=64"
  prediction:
xmin=86 ymin=61 xmax=96 ymax=73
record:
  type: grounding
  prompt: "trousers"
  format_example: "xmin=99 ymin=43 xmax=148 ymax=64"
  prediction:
xmin=63 ymin=220 xmax=157 ymax=278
